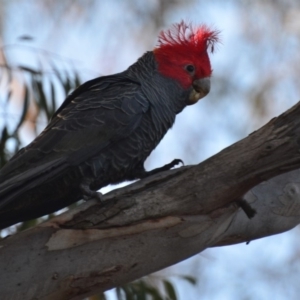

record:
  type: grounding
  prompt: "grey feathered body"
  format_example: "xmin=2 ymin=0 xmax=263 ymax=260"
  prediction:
xmin=0 ymin=52 xmax=190 ymax=229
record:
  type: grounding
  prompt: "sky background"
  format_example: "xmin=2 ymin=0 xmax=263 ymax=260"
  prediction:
xmin=1 ymin=0 xmax=300 ymax=299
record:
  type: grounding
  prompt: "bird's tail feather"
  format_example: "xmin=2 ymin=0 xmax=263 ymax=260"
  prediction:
xmin=0 ymin=157 xmax=67 ymax=209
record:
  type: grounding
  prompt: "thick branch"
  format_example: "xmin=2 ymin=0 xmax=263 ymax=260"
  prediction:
xmin=1 ymin=102 xmax=300 ymax=300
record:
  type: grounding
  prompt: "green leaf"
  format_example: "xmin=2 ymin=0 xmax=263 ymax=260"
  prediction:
xmin=17 ymin=218 xmax=39 ymax=232
xmin=6 ymin=68 xmax=12 ymax=86
xmin=121 ymin=285 xmax=134 ymax=300
xmin=5 ymin=89 xmax=12 ymax=103
xmin=163 ymin=280 xmax=177 ymax=300
xmin=140 ymin=282 xmax=163 ymax=300
xmin=18 ymin=35 xmax=34 ymax=41
xmin=63 ymin=75 xmax=71 ymax=95
xmin=52 ymin=64 xmax=68 ymax=95
xmin=115 ymin=287 xmax=123 ymax=300
xmin=100 ymin=292 xmax=107 ymax=300
xmin=74 ymin=71 xmax=81 ymax=87
xmin=50 ymin=80 xmax=56 ymax=116
xmin=132 ymin=282 xmax=147 ymax=300
xmin=35 ymin=76 xmax=51 ymax=120
xmin=180 ymin=275 xmax=197 ymax=285
xmin=88 ymin=294 xmax=107 ymax=300
xmin=18 ymin=65 xmax=41 ymax=75
xmin=13 ymin=85 xmax=29 ymax=134
xmin=0 ymin=126 xmax=9 ymax=167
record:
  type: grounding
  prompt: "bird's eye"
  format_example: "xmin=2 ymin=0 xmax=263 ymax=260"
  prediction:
xmin=185 ymin=64 xmax=195 ymax=74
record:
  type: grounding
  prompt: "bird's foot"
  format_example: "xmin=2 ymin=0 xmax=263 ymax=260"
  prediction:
xmin=159 ymin=158 xmax=184 ymax=171
xmin=139 ymin=158 xmax=184 ymax=179
xmin=80 ymin=182 xmax=103 ymax=203
xmin=83 ymin=191 xmax=103 ymax=202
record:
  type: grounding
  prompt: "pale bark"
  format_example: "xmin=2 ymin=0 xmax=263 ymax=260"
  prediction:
xmin=1 ymin=102 xmax=300 ymax=300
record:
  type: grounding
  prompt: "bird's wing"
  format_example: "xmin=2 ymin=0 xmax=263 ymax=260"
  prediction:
xmin=0 ymin=75 xmax=149 ymax=203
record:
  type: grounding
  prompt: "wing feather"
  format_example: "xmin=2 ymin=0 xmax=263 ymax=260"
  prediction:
xmin=0 ymin=75 xmax=149 ymax=204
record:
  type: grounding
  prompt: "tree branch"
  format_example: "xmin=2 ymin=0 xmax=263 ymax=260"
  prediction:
xmin=1 ymin=101 xmax=300 ymax=300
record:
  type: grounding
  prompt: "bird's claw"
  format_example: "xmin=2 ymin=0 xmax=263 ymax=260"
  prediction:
xmin=169 ymin=158 xmax=184 ymax=167
xmin=80 ymin=181 xmax=103 ymax=203
xmin=162 ymin=158 xmax=184 ymax=171
xmin=83 ymin=191 xmax=103 ymax=203
xmin=136 ymin=158 xmax=184 ymax=179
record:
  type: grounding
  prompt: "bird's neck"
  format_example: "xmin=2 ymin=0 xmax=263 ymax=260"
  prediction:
xmin=126 ymin=52 xmax=189 ymax=115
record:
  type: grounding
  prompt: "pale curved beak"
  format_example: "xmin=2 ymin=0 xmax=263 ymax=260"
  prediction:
xmin=187 ymin=77 xmax=211 ymax=105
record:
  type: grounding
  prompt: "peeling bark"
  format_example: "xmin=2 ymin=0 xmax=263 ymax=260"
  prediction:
xmin=1 ymin=102 xmax=300 ymax=300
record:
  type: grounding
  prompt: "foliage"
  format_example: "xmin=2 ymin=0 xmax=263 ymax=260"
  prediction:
xmin=0 ymin=48 xmax=80 ymax=167
xmin=113 ymin=275 xmax=196 ymax=300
